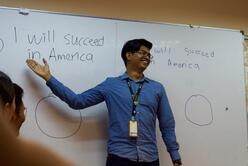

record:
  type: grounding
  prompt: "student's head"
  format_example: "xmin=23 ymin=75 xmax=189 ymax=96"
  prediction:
xmin=0 ymin=71 xmax=16 ymax=122
xmin=12 ymin=83 xmax=25 ymax=136
xmin=121 ymin=39 xmax=153 ymax=67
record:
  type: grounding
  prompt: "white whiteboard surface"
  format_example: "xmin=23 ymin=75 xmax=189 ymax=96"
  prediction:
xmin=0 ymin=7 xmax=247 ymax=166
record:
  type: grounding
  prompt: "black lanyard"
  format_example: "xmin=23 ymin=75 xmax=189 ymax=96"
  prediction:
xmin=126 ymin=79 xmax=144 ymax=119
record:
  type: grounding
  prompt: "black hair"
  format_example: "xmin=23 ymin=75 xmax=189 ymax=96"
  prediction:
xmin=13 ymin=83 xmax=24 ymax=116
xmin=121 ymin=39 xmax=153 ymax=66
xmin=0 ymin=71 xmax=15 ymax=106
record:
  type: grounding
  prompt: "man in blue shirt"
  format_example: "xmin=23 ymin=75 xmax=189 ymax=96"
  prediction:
xmin=26 ymin=39 xmax=182 ymax=166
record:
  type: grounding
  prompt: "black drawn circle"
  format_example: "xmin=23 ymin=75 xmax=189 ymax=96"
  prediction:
xmin=35 ymin=94 xmax=82 ymax=139
xmin=185 ymin=94 xmax=213 ymax=126
xmin=0 ymin=38 xmax=4 ymax=53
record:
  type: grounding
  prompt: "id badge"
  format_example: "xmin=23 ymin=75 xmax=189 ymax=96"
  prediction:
xmin=129 ymin=120 xmax=138 ymax=138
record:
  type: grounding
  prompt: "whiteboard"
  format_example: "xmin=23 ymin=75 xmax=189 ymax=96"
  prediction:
xmin=0 ymin=7 xmax=247 ymax=166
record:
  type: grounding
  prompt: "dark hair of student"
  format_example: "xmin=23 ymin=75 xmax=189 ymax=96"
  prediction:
xmin=121 ymin=39 xmax=153 ymax=66
xmin=0 ymin=71 xmax=15 ymax=105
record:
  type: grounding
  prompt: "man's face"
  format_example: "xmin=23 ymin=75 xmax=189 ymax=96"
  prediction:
xmin=128 ymin=46 xmax=151 ymax=70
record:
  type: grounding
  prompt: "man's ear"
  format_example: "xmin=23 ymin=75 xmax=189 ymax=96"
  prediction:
xmin=3 ymin=101 xmax=15 ymax=122
xmin=126 ymin=52 xmax=132 ymax=60
xmin=2 ymin=102 xmax=11 ymax=120
xmin=3 ymin=102 xmax=10 ymax=111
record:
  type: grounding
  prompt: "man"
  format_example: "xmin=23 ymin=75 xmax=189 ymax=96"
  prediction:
xmin=11 ymin=83 xmax=26 ymax=136
xmin=26 ymin=39 xmax=182 ymax=166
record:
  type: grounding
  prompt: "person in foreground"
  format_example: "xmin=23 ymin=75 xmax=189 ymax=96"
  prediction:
xmin=0 ymin=71 xmax=16 ymax=123
xmin=0 ymin=71 xmax=74 ymax=166
xmin=26 ymin=38 xmax=182 ymax=166
xmin=11 ymin=83 xmax=26 ymax=136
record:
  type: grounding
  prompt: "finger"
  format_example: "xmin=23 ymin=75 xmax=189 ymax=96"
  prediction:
xmin=43 ymin=58 xmax=48 ymax=67
xmin=26 ymin=59 xmax=32 ymax=64
xmin=26 ymin=60 xmax=38 ymax=69
xmin=42 ymin=58 xmax=46 ymax=64
xmin=26 ymin=60 xmax=33 ymax=68
xmin=26 ymin=59 xmax=36 ymax=65
xmin=26 ymin=60 xmax=35 ymax=66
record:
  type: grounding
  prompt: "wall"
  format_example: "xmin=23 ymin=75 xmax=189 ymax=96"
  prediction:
xmin=0 ymin=0 xmax=248 ymax=33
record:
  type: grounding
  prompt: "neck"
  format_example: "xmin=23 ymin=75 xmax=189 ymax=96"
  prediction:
xmin=126 ymin=69 xmax=144 ymax=81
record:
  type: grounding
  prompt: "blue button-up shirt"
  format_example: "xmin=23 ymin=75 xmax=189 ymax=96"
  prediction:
xmin=46 ymin=73 xmax=180 ymax=162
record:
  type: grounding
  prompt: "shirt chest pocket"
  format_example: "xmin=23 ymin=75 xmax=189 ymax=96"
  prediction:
xmin=137 ymin=91 xmax=159 ymax=113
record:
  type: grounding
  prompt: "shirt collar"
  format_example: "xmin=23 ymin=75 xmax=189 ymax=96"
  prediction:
xmin=120 ymin=73 xmax=149 ymax=83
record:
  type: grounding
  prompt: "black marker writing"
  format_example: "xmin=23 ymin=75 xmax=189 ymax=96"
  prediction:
xmin=27 ymin=30 xmax=55 ymax=45
xmin=168 ymin=58 xmax=200 ymax=70
xmin=184 ymin=47 xmax=214 ymax=58
xmin=27 ymin=48 xmax=41 ymax=59
xmin=0 ymin=38 xmax=4 ymax=53
xmin=14 ymin=27 xmax=17 ymax=43
xmin=49 ymin=48 xmax=93 ymax=62
xmin=64 ymin=34 xmax=104 ymax=47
